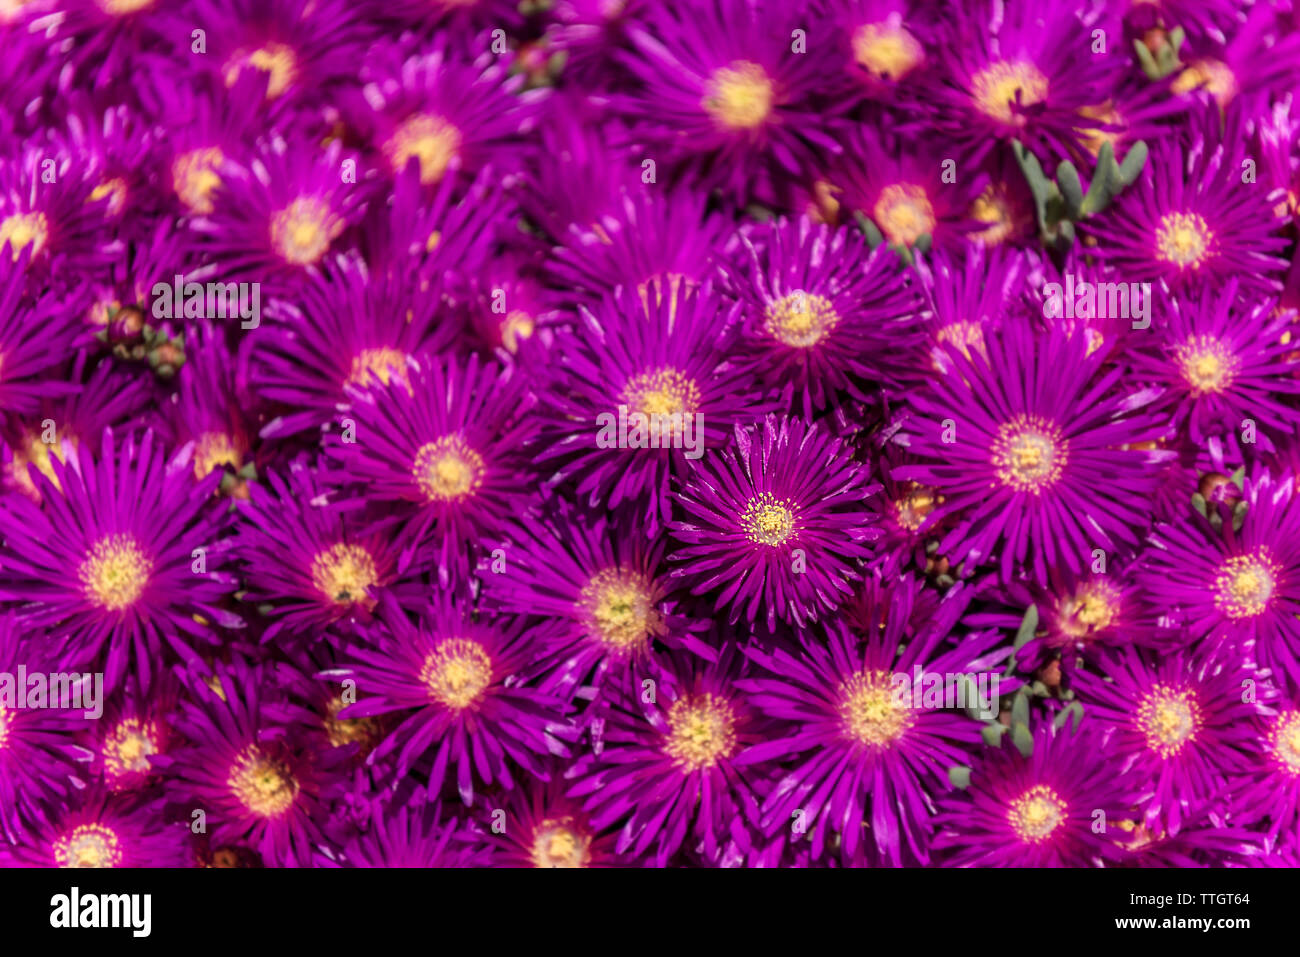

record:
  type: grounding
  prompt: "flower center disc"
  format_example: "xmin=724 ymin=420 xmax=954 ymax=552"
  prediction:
xmin=703 ymin=61 xmax=774 ymax=130
xmin=420 ymin=638 xmax=493 ymax=710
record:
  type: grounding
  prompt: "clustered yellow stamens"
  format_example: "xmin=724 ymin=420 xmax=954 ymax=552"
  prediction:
xmin=764 ymin=291 xmax=840 ymax=347
xmin=224 ymin=42 xmax=299 ymax=99
xmin=578 ymin=568 xmax=660 ymax=653
xmin=228 ymin=746 xmax=299 ymax=817
xmin=740 ymin=491 xmax=797 ymax=546
xmin=872 ymin=183 xmax=935 ymax=247
xmin=991 ymin=414 xmax=1068 ymax=493
xmin=621 ymin=367 xmax=702 ymax=419
xmin=1170 ymin=58 xmax=1238 ymax=107
xmin=53 ymin=824 xmax=123 ymax=868
xmin=1008 ymin=784 xmax=1067 ymax=843
xmin=89 ymin=177 xmax=129 ymax=217
xmin=971 ymin=60 xmax=1049 ymax=124
xmin=194 ymin=431 xmax=242 ymax=479
xmin=1155 ymin=211 xmax=1214 ymax=269
xmin=851 ymin=20 xmax=924 ymax=81
xmin=310 ymin=543 xmax=379 ymax=605
xmin=663 ymin=693 xmax=738 ymax=771
xmin=323 ymin=695 xmax=380 ymax=749
xmin=412 ymin=435 xmax=485 ymax=504
xmin=1078 ymin=102 xmax=1124 ymax=158
xmin=894 ymin=483 xmax=939 ymax=532
xmin=1175 ymin=335 xmax=1238 ymax=396
xmin=1213 ymin=550 xmax=1279 ymax=619
xmin=502 ymin=310 xmax=534 ymax=352
xmin=1057 ymin=580 xmax=1120 ymax=640
xmin=269 ymin=196 xmax=344 ymax=266
xmin=0 ymin=705 xmax=10 ymax=750
xmin=839 ymin=670 xmax=912 ymax=747
xmin=79 ymin=534 xmax=153 ymax=611
xmin=171 ymin=147 xmax=224 ymax=215
xmin=385 ymin=113 xmax=463 ymax=185
xmin=934 ymin=321 xmax=986 ymax=365
xmin=703 ymin=60 xmax=775 ymax=130
xmin=530 ymin=818 xmax=592 ymax=868
xmin=12 ymin=432 xmax=73 ymax=498
xmin=1269 ymin=712 xmax=1300 ymax=776
xmin=969 ymin=184 xmax=1016 ymax=245
xmin=419 ymin=638 xmax=494 ymax=710
xmin=0 ymin=211 xmax=50 ymax=260
xmin=99 ymin=0 xmax=155 ymax=14
xmin=347 ymin=347 xmax=409 ymax=389
xmin=1137 ymin=685 xmax=1201 ymax=758
xmin=102 ymin=717 xmax=160 ymax=787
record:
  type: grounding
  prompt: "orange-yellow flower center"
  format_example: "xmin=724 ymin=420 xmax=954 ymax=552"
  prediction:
xmin=872 ymin=183 xmax=935 ymax=247
xmin=1155 ymin=211 xmax=1214 ymax=268
xmin=310 ymin=543 xmax=379 ymax=605
xmin=1170 ymin=58 xmax=1238 ymax=107
xmin=839 ymin=670 xmax=911 ymax=747
xmin=991 ymin=415 xmax=1068 ymax=493
xmin=347 ymin=347 xmax=410 ymax=389
xmin=621 ymin=367 xmax=701 ymax=418
xmin=971 ymin=60 xmax=1049 ymax=125
xmin=172 ymin=147 xmax=224 ymax=215
xmin=270 ymin=196 xmax=344 ymax=266
xmin=1269 ymin=712 xmax=1300 ymax=776
xmin=895 ymin=483 xmax=939 ymax=531
xmin=1137 ymin=685 xmax=1201 ymax=758
xmin=89 ymin=177 xmax=129 ymax=217
xmin=224 ymin=42 xmax=299 ymax=99
xmin=969 ymin=184 xmax=1016 ymax=245
xmin=530 ymin=819 xmax=592 ymax=868
xmin=851 ymin=20 xmax=923 ymax=81
xmin=1008 ymin=784 xmax=1067 ymax=842
xmin=703 ymin=61 xmax=774 ymax=130
xmin=1175 ymin=335 xmax=1238 ymax=396
xmin=578 ymin=568 xmax=660 ymax=653
xmin=765 ymin=291 xmax=840 ymax=347
xmin=419 ymin=638 xmax=493 ymax=710
xmin=323 ymin=695 xmax=380 ymax=749
xmin=194 ymin=431 xmax=242 ymax=479
xmin=1057 ymin=581 xmax=1120 ymax=640
xmin=102 ymin=717 xmax=161 ymax=788
xmin=1213 ymin=551 xmax=1279 ymax=619
xmin=663 ymin=693 xmax=738 ymax=770
xmin=412 ymin=435 xmax=485 ymax=504
xmin=53 ymin=823 xmax=123 ymax=868
xmin=228 ymin=746 xmax=299 ymax=817
xmin=98 ymin=0 xmax=155 ymax=13
xmin=740 ymin=491 xmax=797 ymax=546
xmin=502 ymin=310 xmax=534 ymax=352
xmin=79 ymin=534 xmax=153 ymax=611
xmin=0 ymin=211 xmax=49 ymax=260
xmin=385 ymin=113 xmax=463 ymax=185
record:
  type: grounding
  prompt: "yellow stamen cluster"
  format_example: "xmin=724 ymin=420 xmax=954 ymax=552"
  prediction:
xmin=1078 ymin=102 xmax=1124 ymax=158
xmin=971 ymin=60 xmax=1049 ymax=125
xmin=1008 ymin=784 xmax=1067 ymax=843
xmin=0 ymin=211 xmax=50 ymax=260
xmin=269 ymin=196 xmax=344 ymax=266
xmin=991 ymin=415 xmax=1068 ymax=493
xmin=894 ymin=483 xmax=939 ymax=532
xmin=764 ymin=291 xmax=840 ymax=347
xmin=663 ymin=693 xmax=738 ymax=771
xmin=621 ymin=367 xmax=702 ymax=419
xmin=872 ymin=183 xmax=935 ymax=247
xmin=310 ymin=543 xmax=379 ymax=605
xmin=79 ymin=534 xmax=153 ymax=611
xmin=419 ymin=638 xmax=494 ymax=710
xmin=1137 ymin=685 xmax=1201 ymax=758
xmin=1269 ymin=712 xmax=1300 ymax=776
xmin=194 ymin=431 xmax=242 ymax=479
xmin=703 ymin=61 xmax=774 ymax=130
xmin=851 ymin=21 xmax=923 ymax=81
xmin=89 ymin=177 xmax=129 ymax=217
xmin=839 ymin=670 xmax=911 ymax=747
xmin=969 ymin=184 xmax=1016 ymax=246
xmin=224 ymin=42 xmax=299 ymax=99
xmin=1175 ymin=335 xmax=1238 ymax=396
xmin=1057 ymin=581 xmax=1120 ymax=641
xmin=228 ymin=746 xmax=299 ymax=817
xmin=385 ymin=113 xmax=463 ymax=185
xmin=347 ymin=347 xmax=410 ymax=389
xmin=53 ymin=824 xmax=123 ymax=868
xmin=323 ymin=695 xmax=380 ymax=750
xmin=102 ymin=717 xmax=160 ymax=787
xmin=1170 ymin=58 xmax=1238 ymax=107
xmin=412 ymin=435 xmax=485 ymax=504
xmin=1213 ymin=551 xmax=1279 ymax=619
xmin=171 ymin=147 xmax=224 ymax=215
xmin=740 ymin=492 xmax=797 ymax=546
xmin=578 ymin=568 xmax=661 ymax=653
xmin=1155 ymin=211 xmax=1214 ymax=269
xmin=530 ymin=819 xmax=592 ymax=868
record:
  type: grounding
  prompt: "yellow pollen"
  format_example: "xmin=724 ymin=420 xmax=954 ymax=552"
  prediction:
xmin=1213 ymin=551 xmax=1279 ymax=619
xmin=502 ymin=310 xmax=534 ymax=352
xmin=0 ymin=212 xmax=49 ymax=260
xmin=12 ymin=431 xmax=73 ymax=498
xmin=310 ymin=543 xmax=379 ymax=605
xmin=1269 ymin=712 xmax=1300 ymax=776
xmin=1078 ymin=102 xmax=1124 ymax=157
xmin=851 ymin=21 xmax=924 ymax=81
xmin=228 ymin=747 xmax=298 ymax=817
xmin=839 ymin=670 xmax=912 ymax=747
xmin=530 ymin=819 xmax=592 ymax=868
xmin=172 ymin=147 xmax=224 ymax=215
xmin=347 ymin=347 xmax=409 ymax=389
xmin=323 ymin=695 xmax=379 ymax=749
xmin=621 ymin=367 xmax=701 ymax=420
xmin=1170 ymin=58 xmax=1238 ymax=107
xmin=969 ymin=184 xmax=1015 ymax=245
xmin=765 ymin=291 xmax=840 ymax=347
xmin=98 ymin=0 xmax=154 ymax=12
xmin=0 ymin=705 xmax=9 ymax=749
xmin=972 ymin=60 xmax=1049 ymax=124
xmin=895 ymin=483 xmax=938 ymax=531
xmin=224 ymin=42 xmax=299 ymax=99
xmin=934 ymin=321 xmax=986 ymax=365
xmin=578 ymin=568 xmax=660 ymax=653
xmin=102 ymin=717 xmax=160 ymax=787
xmin=872 ymin=183 xmax=935 ymax=247
xmin=53 ymin=824 xmax=122 ymax=868
xmin=412 ymin=436 xmax=485 ymax=504
xmin=194 ymin=431 xmax=242 ymax=479
xmin=1058 ymin=581 xmax=1120 ymax=640
xmin=419 ymin=638 xmax=493 ymax=710
xmin=663 ymin=693 xmax=738 ymax=771
xmin=385 ymin=113 xmax=463 ymax=185
xmin=89 ymin=177 xmax=129 ymax=217
xmin=1008 ymin=784 xmax=1067 ymax=842
xmin=79 ymin=534 xmax=152 ymax=611
xmin=1137 ymin=686 xmax=1201 ymax=758
xmin=740 ymin=492 xmax=796 ymax=546
xmin=991 ymin=415 xmax=1068 ymax=493
xmin=1175 ymin=336 xmax=1237 ymax=396
xmin=1155 ymin=211 xmax=1213 ymax=268
xmin=703 ymin=60 xmax=774 ymax=130
xmin=269 ymin=196 xmax=344 ymax=266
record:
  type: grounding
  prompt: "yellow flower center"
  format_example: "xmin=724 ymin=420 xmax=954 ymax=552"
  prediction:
xmin=991 ymin=415 xmax=1068 ymax=493
xmin=1008 ymin=784 xmax=1067 ymax=842
xmin=1170 ymin=58 xmax=1238 ymax=107
xmin=621 ymin=367 xmax=701 ymax=419
xmin=663 ymin=693 xmax=738 ymax=771
xmin=12 ymin=431 xmax=73 ymax=497
xmin=419 ymin=638 xmax=493 ymax=710
xmin=971 ymin=60 xmax=1049 ymax=125
xmin=1213 ymin=551 xmax=1279 ymax=619
xmin=412 ymin=436 xmax=485 ymax=504
xmin=98 ymin=0 xmax=154 ymax=13
xmin=1269 ymin=712 xmax=1300 ymax=776
xmin=194 ymin=431 xmax=242 ymax=479
xmin=740 ymin=492 xmax=797 ymax=546
xmin=530 ymin=819 xmax=592 ymax=868
xmin=53 ymin=824 xmax=123 ymax=868
xmin=1058 ymin=581 xmax=1120 ymax=640
xmin=79 ymin=534 xmax=153 ymax=611
xmin=346 ymin=347 xmax=409 ymax=389
xmin=894 ymin=483 xmax=938 ymax=531
xmin=102 ymin=717 xmax=160 ymax=786
xmin=323 ymin=695 xmax=380 ymax=749
xmin=969 ymin=184 xmax=1015 ymax=245
xmin=269 ymin=196 xmax=344 ymax=266
xmin=502 ymin=310 xmax=534 ymax=352
xmin=0 ymin=211 xmax=49 ymax=260
xmin=1137 ymin=686 xmax=1201 ymax=758
xmin=839 ymin=670 xmax=911 ymax=747
xmin=764 ymin=291 xmax=840 ymax=347
xmin=310 ymin=543 xmax=379 ymax=605
xmin=578 ymin=568 xmax=660 ymax=653
xmin=224 ymin=42 xmax=299 ymax=99
xmin=1175 ymin=336 xmax=1238 ymax=395
xmin=1078 ymin=102 xmax=1124 ymax=158
xmin=228 ymin=747 xmax=299 ymax=817
xmin=872 ymin=183 xmax=935 ymax=247
xmin=385 ymin=113 xmax=463 ymax=185
xmin=89 ymin=177 xmax=129 ymax=217
xmin=851 ymin=21 xmax=923 ymax=81
xmin=1155 ymin=211 xmax=1213 ymax=268
xmin=703 ymin=61 xmax=774 ymax=130
xmin=172 ymin=147 xmax=224 ymax=215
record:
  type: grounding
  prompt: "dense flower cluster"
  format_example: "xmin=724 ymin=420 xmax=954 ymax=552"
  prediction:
xmin=0 ymin=0 xmax=1298 ymax=868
